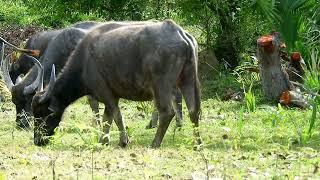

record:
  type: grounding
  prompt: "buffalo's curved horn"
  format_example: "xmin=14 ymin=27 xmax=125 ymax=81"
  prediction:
xmin=39 ymin=64 xmax=56 ymax=103
xmin=0 ymin=37 xmax=40 ymax=57
xmin=23 ymin=55 xmax=44 ymax=95
xmin=1 ymin=46 xmax=14 ymax=91
xmin=0 ymin=42 xmax=5 ymax=64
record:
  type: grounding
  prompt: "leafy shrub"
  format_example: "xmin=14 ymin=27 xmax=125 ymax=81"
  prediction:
xmin=0 ymin=0 xmax=37 ymax=25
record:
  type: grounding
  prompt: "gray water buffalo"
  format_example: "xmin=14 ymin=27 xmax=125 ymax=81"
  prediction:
xmin=31 ymin=19 xmax=201 ymax=148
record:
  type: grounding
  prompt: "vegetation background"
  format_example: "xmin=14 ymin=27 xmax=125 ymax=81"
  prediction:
xmin=0 ymin=0 xmax=320 ymax=179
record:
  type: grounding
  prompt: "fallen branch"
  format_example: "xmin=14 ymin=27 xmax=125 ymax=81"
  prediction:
xmin=0 ymin=37 xmax=40 ymax=57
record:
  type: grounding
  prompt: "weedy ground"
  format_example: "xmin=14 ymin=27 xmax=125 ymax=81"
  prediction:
xmin=0 ymin=69 xmax=319 ymax=179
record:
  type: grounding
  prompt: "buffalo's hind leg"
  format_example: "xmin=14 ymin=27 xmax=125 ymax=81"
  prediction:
xmin=151 ymin=85 xmax=175 ymax=148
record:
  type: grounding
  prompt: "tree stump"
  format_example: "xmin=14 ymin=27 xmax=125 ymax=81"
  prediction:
xmin=257 ymin=32 xmax=292 ymax=101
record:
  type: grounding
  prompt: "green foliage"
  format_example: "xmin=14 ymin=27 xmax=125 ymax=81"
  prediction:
xmin=252 ymin=0 xmax=319 ymax=65
xmin=237 ymin=106 xmax=245 ymax=136
xmin=252 ymin=0 xmax=311 ymax=51
xmin=0 ymin=0 xmax=37 ymax=25
xmin=233 ymin=54 xmax=260 ymax=88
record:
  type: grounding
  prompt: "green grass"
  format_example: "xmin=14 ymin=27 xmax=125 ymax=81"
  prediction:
xmin=0 ymin=73 xmax=320 ymax=179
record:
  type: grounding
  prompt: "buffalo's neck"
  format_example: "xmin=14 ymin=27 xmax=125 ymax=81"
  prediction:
xmin=52 ymin=65 xmax=86 ymax=110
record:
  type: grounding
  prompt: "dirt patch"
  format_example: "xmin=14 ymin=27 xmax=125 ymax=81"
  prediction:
xmin=0 ymin=24 xmax=45 ymax=53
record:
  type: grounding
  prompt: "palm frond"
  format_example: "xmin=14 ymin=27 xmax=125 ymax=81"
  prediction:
xmin=251 ymin=0 xmax=278 ymax=22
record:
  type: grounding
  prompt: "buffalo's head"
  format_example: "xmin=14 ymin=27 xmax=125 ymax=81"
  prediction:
xmin=11 ymin=83 xmax=35 ymax=128
xmin=31 ymin=65 xmax=61 ymax=146
xmin=0 ymin=45 xmax=44 ymax=129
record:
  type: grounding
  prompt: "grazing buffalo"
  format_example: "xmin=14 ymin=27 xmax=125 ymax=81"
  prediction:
xmin=1 ymin=21 xmax=101 ymax=128
xmin=9 ymin=21 xmax=102 ymax=83
xmin=1 ymin=27 xmax=91 ymax=128
xmin=31 ymin=19 xmax=201 ymax=148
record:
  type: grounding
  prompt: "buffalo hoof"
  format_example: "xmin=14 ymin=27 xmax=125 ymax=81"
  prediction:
xmin=99 ymin=134 xmax=110 ymax=145
xmin=146 ymin=113 xmax=159 ymax=129
xmin=34 ymin=137 xmax=49 ymax=146
xmin=145 ymin=122 xmax=157 ymax=129
xmin=119 ymin=132 xmax=130 ymax=148
xmin=150 ymin=140 xmax=161 ymax=149
xmin=145 ymin=118 xmax=158 ymax=129
xmin=193 ymin=137 xmax=203 ymax=151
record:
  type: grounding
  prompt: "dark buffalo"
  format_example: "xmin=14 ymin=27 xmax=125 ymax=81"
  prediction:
xmin=1 ymin=21 xmax=102 ymax=129
xmin=9 ymin=21 xmax=102 ymax=83
xmin=31 ymin=19 xmax=201 ymax=148
xmin=1 ymin=27 xmax=91 ymax=128
xmin=6 ymin=21 xmax=184 ymax=129
xmin=8 ymin=29 xmax=62 ymax=83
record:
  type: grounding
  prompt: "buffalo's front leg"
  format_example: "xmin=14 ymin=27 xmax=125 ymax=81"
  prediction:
xmin=87 ymin=96 xmax=100 ymax=126
xmin=112 ymin=99 xmax=129 ymax=147
xmin=146 ymin=89 xmax=182 ymax=129
xmin=100 ymin=98 xmax=129 ymax=147
xmin=99 ymin=108 xmax=113 ymax=145
xmin=172 ymin=88 xmax=183 ymax=128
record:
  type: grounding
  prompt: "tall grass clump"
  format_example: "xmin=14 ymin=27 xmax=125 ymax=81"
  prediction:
xmin=300 ymin=49 xmax=320 ymax=143
xmin=244 ymin=83 xmax=256 ymax=113
xmin=304 ymin=50 xmax=320 ymax=93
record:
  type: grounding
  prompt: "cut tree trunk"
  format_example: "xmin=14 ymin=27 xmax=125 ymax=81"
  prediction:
xmin=257 ymin=32 xmax=292 ymax=101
